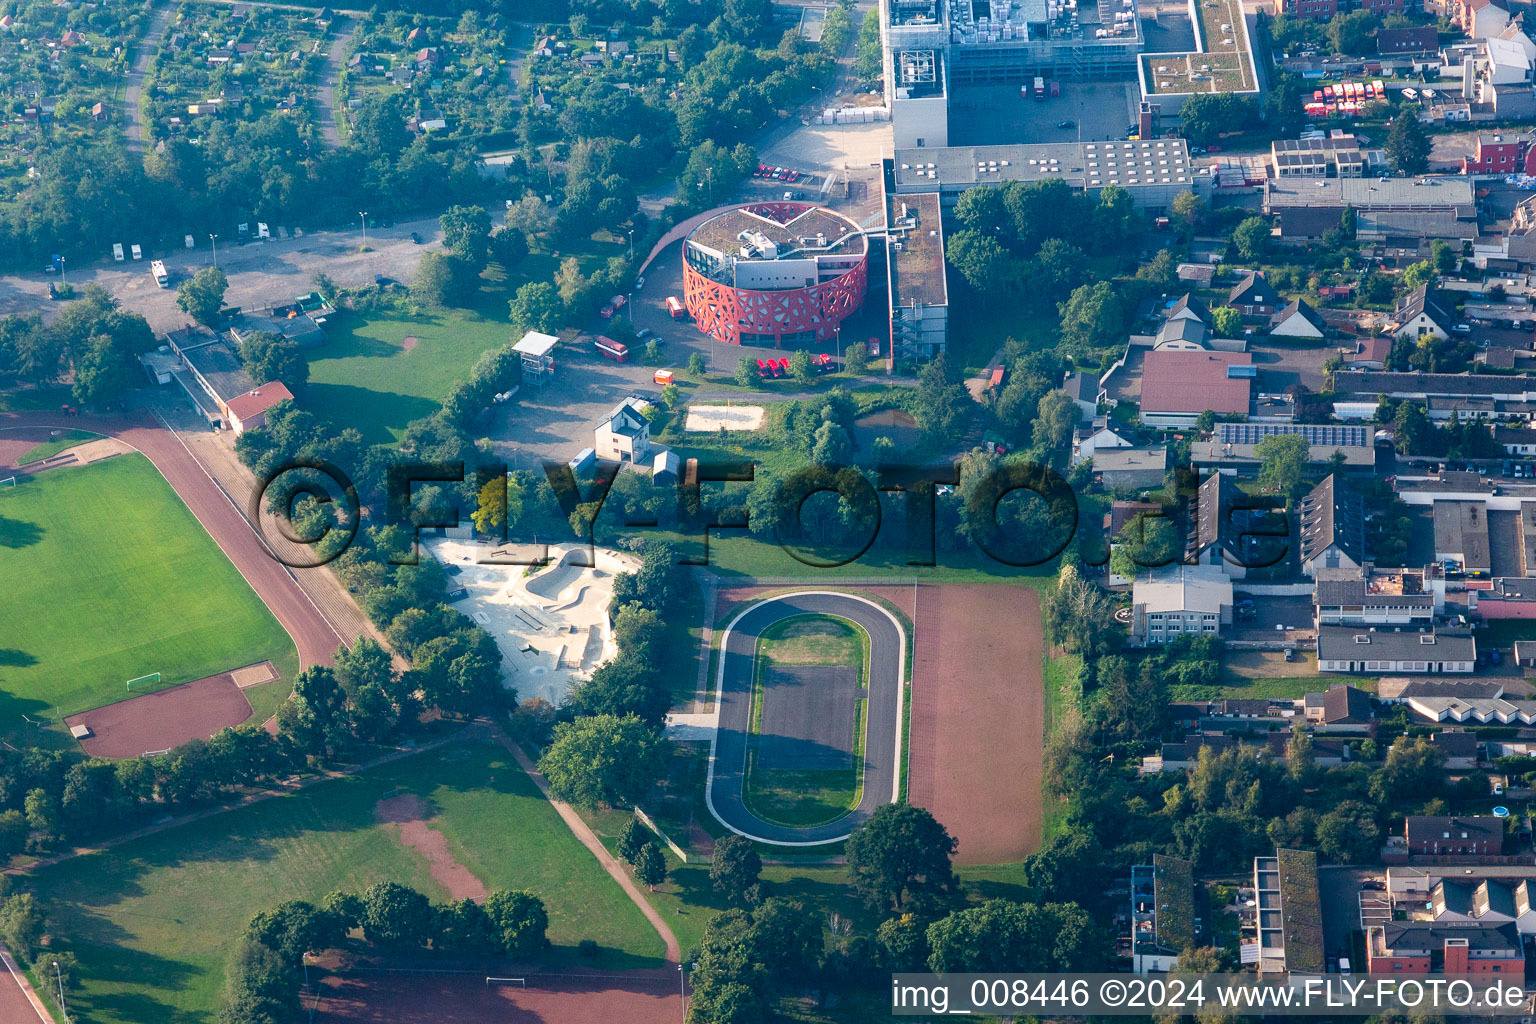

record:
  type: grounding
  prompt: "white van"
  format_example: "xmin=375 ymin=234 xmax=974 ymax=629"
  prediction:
xmin=130 ymin=244 xmax=143 ymax=261
xmin=112 ymin=243 xmax=124 ymax=262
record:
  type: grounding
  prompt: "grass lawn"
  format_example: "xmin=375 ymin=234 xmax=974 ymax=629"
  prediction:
xmin=17 ymin=429 xmax=100 ymax=465
xmin=0 ymin=455 xmax=297 ymax=739
xmin=305 ymin=304 xmax=520 ymax=445
xmin=30 ymin=742 xmax=664 ymax=1024
xmin=744 ymin=616 xmax=867 ymax=829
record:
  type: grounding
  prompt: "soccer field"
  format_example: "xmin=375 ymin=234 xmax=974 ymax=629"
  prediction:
xmin=30 ymin=742 xmax=665 ymax=1024
xmin=0 ymin=454 xmax=298 ymax=733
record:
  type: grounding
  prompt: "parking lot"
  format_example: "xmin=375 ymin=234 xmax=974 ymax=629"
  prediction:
xmin=947 ymin=80 xmax=1141 ymax=147
xmin=1319 ymin=867 xmax=1383 ymax=970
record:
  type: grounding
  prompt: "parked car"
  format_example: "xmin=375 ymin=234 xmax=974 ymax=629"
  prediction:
xmin=1056 ymin=119 xmax=1075 ymax=129
xmin=1284 ymin=648 xmax=1297 ymax=662
xmin=599 ymin=304 xmax=615 ymax=319
xmin=635 ymin=328 xmax=654 ymax=341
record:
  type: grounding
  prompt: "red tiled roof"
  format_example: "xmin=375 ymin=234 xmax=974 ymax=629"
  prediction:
xmin=225 ymin=382 xmax=293 ymax=423
xmin=1140 ymin=350 xmax=1252 ymax=416
xmin=1355 ymin=336 xmax=1392 ymax=362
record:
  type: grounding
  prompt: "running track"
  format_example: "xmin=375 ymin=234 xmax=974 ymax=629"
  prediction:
xmin=0 ymin=409 xmax=341 ymax=671
xmin=706 ymin=591 xmax=905 ymax=845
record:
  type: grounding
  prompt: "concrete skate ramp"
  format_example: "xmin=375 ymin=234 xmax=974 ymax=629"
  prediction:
xmin=526 ymin=549 xmax=588 ymax=602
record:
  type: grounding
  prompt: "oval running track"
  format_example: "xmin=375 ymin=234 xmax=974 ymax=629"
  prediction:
xmin=706 ymin=591 xmax=906 ymax=846
xmin=0 ymin=409 xmax=342 ymax=672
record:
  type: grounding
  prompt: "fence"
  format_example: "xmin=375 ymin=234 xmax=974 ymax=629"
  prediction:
xmin=634 ymin=806 xmax=691 ymax=864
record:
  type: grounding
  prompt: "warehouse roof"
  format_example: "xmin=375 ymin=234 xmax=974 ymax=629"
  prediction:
xmin=1141 ymin=350 xmax=1253 ymax=416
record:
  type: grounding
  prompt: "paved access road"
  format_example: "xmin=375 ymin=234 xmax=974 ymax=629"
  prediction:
xmin=707 ymin=591 xmax=905 ymax=845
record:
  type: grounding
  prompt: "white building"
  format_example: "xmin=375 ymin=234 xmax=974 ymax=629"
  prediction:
xmin=1130 ymin=565 xmax=1234 ymax=645
xmin=594 ymin=397 xmax=651 ymax=463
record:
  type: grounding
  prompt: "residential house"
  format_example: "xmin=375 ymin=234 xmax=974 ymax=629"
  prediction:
xmin=1393 ymin=285 xmax=1457 ymax=343
xmin=1074 ymin=421 xmax=1134 ymax=466
xmin=594 ymin=398 xmax=651 ymax=463
xmin=1228 ymin=271 xmax=1281 ymax=316
xmin=1299 ymin=474 xmax=1366 ymax=576
xmin=1378 ymin=25 xmax=1441 ymax=54
xmin=1313 ymin=565 xmax=1436 ymax=626
xmin=1405 ymin=815 xmax=1507 ymax=855
xmin=1129 ymin=855 xmax=1198 ymax=974
xmin=1106 ymin=499 xmax=1169 ymax=585
xmin=1455 ymin=0 xmax=1511 ymax=38
xmin=1063 ymin=370 xmax=1099 ymax=422
xmin=1270 ymin=298 xmax=1328 ymax=340
xmin=1188 ymin=472 xmax=1251 ymax=579
xmin=1093 ymin=446 xmax=1169 ymax=490
xmin=1367 ymin=923 xmax=1523 ymax=975
xmin=1300 ymin=682 xmax=1373 ymax=725
xmin=1130 ymin=565 xmax=1234 ymax=645
xmin=225 ymin=383 xmax=294 ymax=435
xmin=1349 ymin=335 xmax=1392 ymax=369
xmin=1431 ymin=730 xmax=1481 ymax=768
xmin=1317 ymin=627 xmax=1477 ymax=674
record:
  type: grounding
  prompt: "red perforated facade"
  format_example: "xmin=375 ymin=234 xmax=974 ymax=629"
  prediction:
xmin=682 ymin=203 xmax=869 ymax=347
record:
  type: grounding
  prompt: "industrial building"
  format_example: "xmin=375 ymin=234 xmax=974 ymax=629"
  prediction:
xmin=891 ymin=139 xmax=1197 ymax=208
xmin=681 ymin=202 xmax=869 ymax=347
xmin=883 ymin=179 xmax=949 ymax=361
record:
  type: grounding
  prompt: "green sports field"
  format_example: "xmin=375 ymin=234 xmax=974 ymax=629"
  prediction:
xmin=0 ymin=454 xmax=297 ymax=735
xmin=29 ymin=741 xmax=665 ymax=1024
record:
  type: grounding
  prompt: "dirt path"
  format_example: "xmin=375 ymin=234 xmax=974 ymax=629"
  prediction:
xmin=488 ymin=728 xmax=682 ymax=966
xmin=314 ymin=16 xmax=355 ymax=148
xmin=123 ymin=2 xmax=174 ymax=152
xmin=375 ymin=793 xmax=487 ymax=901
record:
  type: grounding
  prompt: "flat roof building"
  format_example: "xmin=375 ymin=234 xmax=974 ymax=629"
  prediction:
xmin=1253 ymin=850 xmax=1325 ymax=975
xmin=884 ymin=182 xmax=948 ymax=362
xmin=891 ymin=140 xmax=1197 ymax=209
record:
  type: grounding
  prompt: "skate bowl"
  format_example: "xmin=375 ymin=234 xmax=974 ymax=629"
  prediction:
xmin=423 ymin=540 xmax=640 ymax=705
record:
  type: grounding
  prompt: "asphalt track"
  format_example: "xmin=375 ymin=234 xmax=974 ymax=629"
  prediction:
xmin=706 ymin=591 xmax=906 ymax=845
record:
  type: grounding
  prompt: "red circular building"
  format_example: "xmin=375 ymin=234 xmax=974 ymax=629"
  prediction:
xmin=682 ymin=202 xmax=868 ymax=348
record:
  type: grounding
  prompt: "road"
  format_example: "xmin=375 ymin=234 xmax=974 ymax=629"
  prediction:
xmin=123 ymin=1 xmax=174 ymax=151
xmin=706 ymin=591 xmax=906 ymax=845
xmin=314 ymin=16 xmax=356 ymax=148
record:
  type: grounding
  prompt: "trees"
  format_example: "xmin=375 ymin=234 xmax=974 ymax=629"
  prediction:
xmin=633 ymin=842 xmax=668 ymax=891
xmin=1177 ymin=92 xmax=1256 ymax=146
xmin=1400 ymin=260 xmax=1435 ymax=293
xmin=1386 ymin=110 xmax=1431 ymax=175
xmin=617 ymin=818 xmax=655 ymax=865
xmin=358 ymin=881 xmax=434 ymax=949
xmin=688 ymin=352 xmax=707 ymax=376
xmin=854 ymin=6 xmax=883 ymax=77
xmin=735 ymin=355 xmax=759 ymax=386
xmin=484 ymin=889 xmax=549 ymax=958
xmin=440 ymin=204 xmax=493 ymax=270
xmin=237 ymin=331 xmax=309 ymax=396
xmin=946 ymin=229 xmax=1014 ymax=293
xmin=1254 ymin=433 xmax=1310 ymax=498
xmin=711 ymin=834 xmax=763 ymax=904
xmin=1172 ymin=189 xmax=1204 ymax=229
xmin=1316 ymin=801 xmax=1381 ymax=863
xmin=1432 ymin=239 xmax=1458 ymax=276
xmin=1232 ymin=216 xmax=1270 ymax=263
xmin=926 ymin=900 xmax=1106 ymax=973
xmin=1058 ymin=281 xmax=1125 ymax=360
xmin=846 ymin=803 xmax=958 ymax=911
xmin=507 ymin=281 xmax=562 ymax=336
xmin=843 ymin=341 xmax=869 ymax=375
xmin=177 ymin=266 xmax=229 ymax=327
xmin=789 ymin=348 xmax=813 ymax=383
xmin=0 ymin=893 xmax=43 ymax=961
xmin=414 ymin=251 xmax=479 ymax=308
xmin=1327 ymin=9 xmax=1379 ymax=55
xmin=1032 ymin=389 xmax=1079 ymax=449
xmin=1210 ymin=305 xmax=1244 ymax=338
xmin=914 ymin=353 xmax=974 ymax=442
xmin=678 ymin=140 xmax=756 ymax=211
xmin=537 ymin=713 xmax=667 ymax=809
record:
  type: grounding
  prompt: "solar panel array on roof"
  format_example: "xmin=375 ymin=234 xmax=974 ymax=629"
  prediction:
xmin=1217 ymin=423 xmax=1369 ymax=447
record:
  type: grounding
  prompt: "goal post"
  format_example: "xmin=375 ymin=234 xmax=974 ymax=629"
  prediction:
xmin=0 ymin=476 xmax=15 ymax=487
xmin=485 ymin=977 xmax=526 ymax=987
xmin=126 ymin=672 xmax=161 ymax=691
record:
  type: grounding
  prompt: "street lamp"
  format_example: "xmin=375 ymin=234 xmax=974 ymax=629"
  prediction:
xmin=57 ymin=256 xmax=66 ymax=286
xmin=52 ymin=959 xmax=67 ymax=1023
xmin=358 ymin=211 xmax=369 ymax=251
xmin=678 ymin=962 xmax=687 ymax=1021
xmin=627 ymin=228 xmax=634 ymax=260
xmin=209 ymin=233 xmax=219 ymax=269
